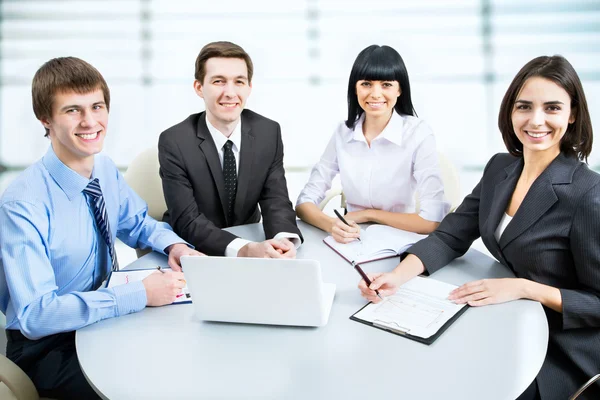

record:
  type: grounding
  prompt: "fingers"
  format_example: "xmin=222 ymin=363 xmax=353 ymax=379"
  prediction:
xmin=369 ymin=274 xmax=392 ymax=291
xmin=280 ymin=246 xmax=297 ymax=259
xmin=265 ymin=245 xmax=284 ymax=258
xmin=167 ymin=258 xmax=182 ymax=272
xmin=449 ymin=280 xmax=485 ymax=300
xmin=467 ymin=298 xmax=494 ymax=307
xmin=331 ymin=223 xmax=361 ymax=243
xmin=268 ymin=239 xmax=290 ymax=251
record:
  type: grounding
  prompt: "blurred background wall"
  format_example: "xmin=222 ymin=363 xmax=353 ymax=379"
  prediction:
xmin=1 ymin=0 xmax=599 ymax=172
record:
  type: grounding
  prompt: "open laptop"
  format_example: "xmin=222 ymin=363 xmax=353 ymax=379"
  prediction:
xmin=181 ymin=256 xmax=336 ymax=327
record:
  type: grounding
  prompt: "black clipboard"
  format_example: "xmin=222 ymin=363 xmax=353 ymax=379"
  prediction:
xmin=350 ymin=302 xmax=469 ymax=345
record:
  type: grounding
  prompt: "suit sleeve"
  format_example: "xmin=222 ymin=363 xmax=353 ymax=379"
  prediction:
xmin=158 ymin=133 xmax=237 ymax=256
xmin=408 ymin=154 xmax=500 ymax=274
xmin=259 ymin=124 xmax=303 ymax=242
xmin=561 ymin=181 xmax=600 ymax=329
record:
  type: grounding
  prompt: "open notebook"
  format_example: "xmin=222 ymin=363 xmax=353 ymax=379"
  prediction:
xmin=323 ymin=224 xmax=427 ymax=265
xmin=106 ymin=267 xmax=192 ymax=305
xmin=351 ymin=276 xmax=468 ymax=345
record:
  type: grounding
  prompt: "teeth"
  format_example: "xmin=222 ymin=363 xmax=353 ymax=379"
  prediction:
xmin=78 ymin=132 xmax=98 ymax=140
xmin=221 ymin=103 xmax=237 ymax=108
xmin=526 ymin=131 xmax=549 ymax=138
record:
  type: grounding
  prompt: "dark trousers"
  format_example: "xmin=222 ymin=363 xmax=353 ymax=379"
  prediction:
xmin=5 ymin=329 xmax=101 ymax=400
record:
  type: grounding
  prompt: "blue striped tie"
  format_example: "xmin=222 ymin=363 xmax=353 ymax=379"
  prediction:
xmin=83 ymin=178 xmax=119 ymax=272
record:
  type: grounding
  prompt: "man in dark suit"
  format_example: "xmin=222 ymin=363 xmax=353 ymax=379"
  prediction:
xmin=158 ymin=41 xmax=302 ymax=257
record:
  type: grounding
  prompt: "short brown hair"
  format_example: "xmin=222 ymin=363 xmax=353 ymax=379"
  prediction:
xmin=32 ymin=57 xmax=110 ymax=137
xmin=498 ymin=55 xmax=593 ymax=162
xmin=194 ymin=41 xmax=253 ymax=84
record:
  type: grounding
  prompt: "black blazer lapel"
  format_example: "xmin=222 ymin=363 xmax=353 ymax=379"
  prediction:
xmin=196 ymin=114 xmax=229 ymax=221
xmin=482 ymin=158 xmax=522 ymax=258
xmin=234 ymin=120 xmax=254 ymax=220
xmin=498 ymin=153 xmax=575 ymax=249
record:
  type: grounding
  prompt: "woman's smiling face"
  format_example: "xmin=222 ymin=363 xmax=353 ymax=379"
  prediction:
xmin=511 ymin=76 xmax=575 ymax=158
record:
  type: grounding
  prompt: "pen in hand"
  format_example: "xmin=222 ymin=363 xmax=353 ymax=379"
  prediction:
xmin=156 ymin=266 xmax=165 ymax=274
xmin=354 ymin=262 xmax=384 ymax=301
xmin=333 ymin=209 xmax=361 ymax=241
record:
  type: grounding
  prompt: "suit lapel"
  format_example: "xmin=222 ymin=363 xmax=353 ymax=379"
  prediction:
xmin=234 ymin=118 xmax=254 ymax=220
xmin=196 ymin=114 xmax=229 ymax=221
xmin=498 ymin=153 xmax=575 ymax=250
xmin=482 ymin=159 xmax=522 ymax=257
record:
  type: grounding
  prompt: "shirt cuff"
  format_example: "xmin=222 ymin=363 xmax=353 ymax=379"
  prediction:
xmin=111 ymin=281 xmax=147 ymax=316
xmin=226 ymin=238 xmax=252 ymax=257
xmin=273 ymin=232 xmax=302 ymax=249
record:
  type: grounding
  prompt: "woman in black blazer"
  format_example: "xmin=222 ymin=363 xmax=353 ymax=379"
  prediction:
xmin=359 ymin=55 xmax=600 ymax=400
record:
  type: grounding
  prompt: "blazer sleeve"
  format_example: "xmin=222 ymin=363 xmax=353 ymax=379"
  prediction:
xmin=158 ymin=133 xmax=237 ymax=256
xmin=407 ymin=154 xmax=500 ymax=274
xmin=258 ymin=124 xmax=303 ymax=242
xmin=561 ymin=181 xmax=600 ymax=330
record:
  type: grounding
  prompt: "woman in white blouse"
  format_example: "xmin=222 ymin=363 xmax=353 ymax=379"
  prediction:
xmin=296 ymin=45 xmax=450 ymax=243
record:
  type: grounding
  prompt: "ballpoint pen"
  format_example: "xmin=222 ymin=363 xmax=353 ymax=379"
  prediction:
xmin=353 ymin=261 xmax=384 ymax=301
xmin=333 ymin=209 xmax=361 ymax=241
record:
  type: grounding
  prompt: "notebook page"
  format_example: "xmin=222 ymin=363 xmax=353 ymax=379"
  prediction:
xmin=107 ymin=269 xmax=191 ymax=304
xmin=353 ymin=276 xmax=466 ymax=339
xmin=363 ymin=225 xmax=427 ymax=254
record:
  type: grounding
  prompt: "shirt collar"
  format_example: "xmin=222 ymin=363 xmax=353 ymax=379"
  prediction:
xmin=206 ymin=117 xmax=242 ymax=153
xmin=347 ymin=110 xmax=405 ymax=146
xmin=42 ymin=145 xmax=94 ymax=201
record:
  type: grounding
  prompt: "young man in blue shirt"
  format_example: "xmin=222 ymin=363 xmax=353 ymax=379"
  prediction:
xmin=0 ymin=57 xmax=202 ymax=399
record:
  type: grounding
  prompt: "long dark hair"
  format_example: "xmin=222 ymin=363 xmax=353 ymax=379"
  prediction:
xmin=345 ymin=45 xmax=416 ymax=129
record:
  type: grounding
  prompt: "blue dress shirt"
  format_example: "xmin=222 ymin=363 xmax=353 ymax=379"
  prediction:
xmin=0 ymin=146 xmax=185 ymax=339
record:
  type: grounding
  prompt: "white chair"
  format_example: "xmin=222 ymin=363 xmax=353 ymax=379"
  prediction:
xmin=123 ymin=147 xmax=168 ymax=258
xmin=0 ymin=354 xmax=39 ymax=400
xmin=318 ymin=151 xmax=461 ymax=213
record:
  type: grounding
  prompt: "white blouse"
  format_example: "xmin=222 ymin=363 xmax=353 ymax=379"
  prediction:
xmin=494 ymin=212 xmax=513 ymax=242
xmin=296 ymin=111 xmax=450 ymax=222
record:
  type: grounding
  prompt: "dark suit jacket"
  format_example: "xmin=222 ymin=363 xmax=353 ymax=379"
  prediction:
xmin=158 ymin=110 xmax=302 ymax=256
xmin=409 ymin=152 xmax=600 ymax=400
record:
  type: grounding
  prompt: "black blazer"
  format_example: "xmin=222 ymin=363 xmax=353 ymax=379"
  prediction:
xmin=409 ymin=152 xmax=600 ymax=400
xmin=158 ymin=110 xmax=302 ymax=256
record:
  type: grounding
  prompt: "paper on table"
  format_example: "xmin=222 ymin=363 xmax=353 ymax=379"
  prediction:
xmin=353 ymin=276 xmax=466 ymax=339
xmin=107 ymin=268 xmax=192 ymax=304
xmin=323 ymin=224 xmax=426 ymax=264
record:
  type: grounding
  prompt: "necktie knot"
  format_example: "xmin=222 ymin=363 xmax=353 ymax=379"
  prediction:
xmin=83 ymin=178 xmax=102 ymax=199
xmin=223 ymin=140 xmax=234 ymax=152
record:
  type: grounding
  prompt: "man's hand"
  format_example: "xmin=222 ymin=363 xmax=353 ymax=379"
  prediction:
xmin=273 ymin=238 xmax=296 ymax=258
xmin=165 ymin=243 xmax=205 ymax=272
xmin=238 ymin=239 xmax=295 ymax=258
xmin=142 ymin=270 xmax=187 ymax=306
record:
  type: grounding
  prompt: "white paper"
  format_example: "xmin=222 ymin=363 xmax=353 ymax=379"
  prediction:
xmin=324 ymin=224 xmax=426 ymax=264
xmin=107 ymin=268 xmax=191 ymax=304
xmin=354 ymin=276 xmax=466 ymax=339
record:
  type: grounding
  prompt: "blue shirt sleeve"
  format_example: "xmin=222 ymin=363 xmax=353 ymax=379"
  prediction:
xmin=0 ymin=200 xmax=147 ymax=340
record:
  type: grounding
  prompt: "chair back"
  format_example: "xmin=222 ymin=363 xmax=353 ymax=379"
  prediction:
xmin=123 ymin=147 xmax=167 ymax=257
xmin=415 ymin=151 xmax=461 ymax=214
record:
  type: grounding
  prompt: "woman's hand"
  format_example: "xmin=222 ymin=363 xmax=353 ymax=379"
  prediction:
xmin=357 ymin=271 xmax=403 ymax=303
xmin=330 ymin=218 xmax=361 ymax=243
xmin=448 ymin=278 xmax=526 ymax=306
xmin=344 ymin=210 xmax=371 ymax=224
